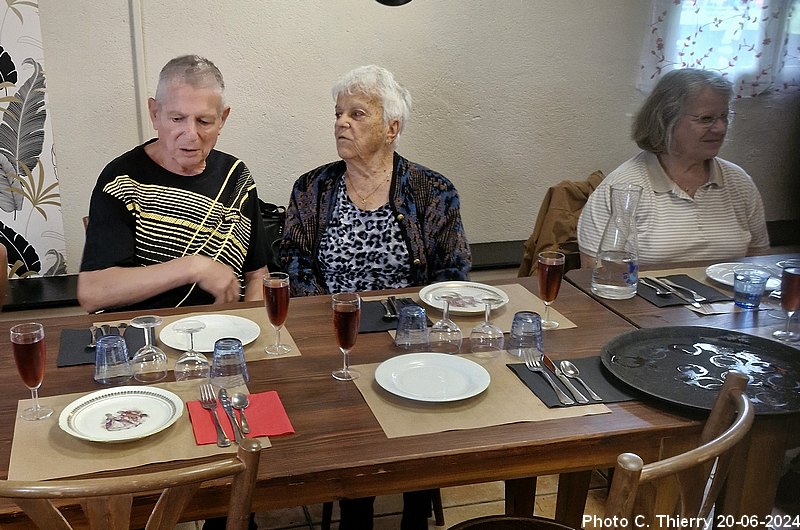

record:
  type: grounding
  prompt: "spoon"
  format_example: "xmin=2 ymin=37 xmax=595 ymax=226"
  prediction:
xmin=86 ymin=326 xmax=99 ymax=350
xmin=231 ymin=392 xmax=251 ymax=434
xmin=559 ymin=360 xmax=602 ymax=401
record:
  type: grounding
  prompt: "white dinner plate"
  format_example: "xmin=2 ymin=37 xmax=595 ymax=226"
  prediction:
xmin=159 ymin=314 xmax=261 ymax=353
xmin=374 ymin=352 xmax=491 ymax=402
xmin=705 ymin=262 xmax=781 ymax=291
xmin=58 ymin=386 xmax=184 ymax=443
xmin=418 ymin=281 xmax=509 ymax=314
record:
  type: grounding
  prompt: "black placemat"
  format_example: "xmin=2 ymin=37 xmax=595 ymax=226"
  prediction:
xmin=57 ymin=327 xmax=146 ymax=367
xmin=359 ymin=299 xmax=431 ymax=334
xmin=637 ymin=274 xmax=732 ymax=307
xmin=508 ymin=356 xmax=639 ymax=408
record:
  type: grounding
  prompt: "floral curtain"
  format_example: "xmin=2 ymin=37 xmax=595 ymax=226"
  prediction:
xmin=0 ymin=1 xmax=66 ymax=277
xmin=639 ymin=0 xmax=800 ymax=97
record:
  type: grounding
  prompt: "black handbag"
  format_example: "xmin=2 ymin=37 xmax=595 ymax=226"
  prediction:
xmin=258 ymin=200 xmax=286 ymax=273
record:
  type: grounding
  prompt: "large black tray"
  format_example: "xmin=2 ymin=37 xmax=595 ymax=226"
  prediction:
xmin=600 ymin=326 xmax=800 ymax=415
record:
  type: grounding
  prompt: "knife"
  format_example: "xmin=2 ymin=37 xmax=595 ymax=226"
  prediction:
xmin=647 ymin=277 xmax=701 ymax=308
xmin=218 ymin=388 xmax=244 ymax=443
xmin=542 ymin=354 xmax=589 ymax=403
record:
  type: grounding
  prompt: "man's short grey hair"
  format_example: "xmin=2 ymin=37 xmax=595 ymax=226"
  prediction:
xmin=632 ymin=68 xmax=733 ymax=154
xmin=332 ymin=65 xmax=412 ymax=140
xmin=154 ymin=55 xmax=226 ymax=112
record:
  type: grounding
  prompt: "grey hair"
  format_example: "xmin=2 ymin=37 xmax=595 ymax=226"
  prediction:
xmin=332 ymin=65 xmax=412 ymax=140
xmin=632 ymin=68 xmax=733 ymax=154
xmin=154 ymin=55 xmax=226 ymax=112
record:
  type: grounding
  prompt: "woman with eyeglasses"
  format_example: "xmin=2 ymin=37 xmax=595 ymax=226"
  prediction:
xmin=577 ymin=68 xmax=769 ymax=266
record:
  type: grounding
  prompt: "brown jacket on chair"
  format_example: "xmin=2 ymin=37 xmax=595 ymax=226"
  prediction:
xmin=518 ymin=170 xmax=605 ymax=277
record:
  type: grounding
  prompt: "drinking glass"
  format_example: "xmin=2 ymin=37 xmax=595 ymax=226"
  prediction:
xmin=773 ymin=260 xmax=800 ymax=342
xmin=10 ymin=323 xmax=53 ymax=420
xmin=263 ymin=272 xmax=291 ymax=355
xmin=429 ymin=298 xmax=462 ymax=353
xmin=469 ymin=297 xmax=504 ymax=355
xmin=332 ymin=292 xmax=361 ymax=381
xmin=395 ymin=304 xmax=429 ymax=350
xmin=173 ymin=319 xmax=210 ymax=381
xmin=538 ymin=251 xmax=565 ymax=329
xmin=507 ymin=311 xmax=543 ymax=358
xmin=130 ymin=315 xmax=168 ymax=382
xmin=211 ymin=337 xmax=249 ymax=388
xmin=94 ymin=335 xmax=133 ymax=385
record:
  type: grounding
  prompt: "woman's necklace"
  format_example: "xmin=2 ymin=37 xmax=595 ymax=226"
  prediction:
xmin=346 ymin=172 xmax=390 ymax=206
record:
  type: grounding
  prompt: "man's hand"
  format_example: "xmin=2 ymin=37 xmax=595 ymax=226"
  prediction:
xmin=190 ymin=255 xmax=241 ymax=304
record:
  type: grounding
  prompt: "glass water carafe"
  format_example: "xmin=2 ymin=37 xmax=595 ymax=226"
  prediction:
xmin=591 ymin=183 xmax=642 ymax=299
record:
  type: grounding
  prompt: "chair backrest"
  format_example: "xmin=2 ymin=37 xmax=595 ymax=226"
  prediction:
xmin=518 ymin=170 xmax=605 ymax=277
xmin=259 ymin=199 xmax=287 ymax=273
xmin=0 ymin=438 xmax=261 ymax=530
xmin=0 ymin=243 xmax=7 ymax=309
xmin=604 ymin=371 xmax=754 ymax=529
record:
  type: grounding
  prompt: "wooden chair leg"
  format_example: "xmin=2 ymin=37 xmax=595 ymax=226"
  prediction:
xmin=321 ymin=501 xmax=333 ymax=530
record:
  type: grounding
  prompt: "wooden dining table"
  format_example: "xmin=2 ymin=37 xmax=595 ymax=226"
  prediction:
xmin=0 ymin=274 xmax=771 ymax=528
xmin=566 ymin=251 xmax=800 ymax=522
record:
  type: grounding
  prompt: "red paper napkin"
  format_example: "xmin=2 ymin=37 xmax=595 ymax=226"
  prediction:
xmin=187 ymin=390 xmax=295 ymax=445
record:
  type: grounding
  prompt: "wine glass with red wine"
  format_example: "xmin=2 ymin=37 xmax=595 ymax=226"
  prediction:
xmin=263 ymin=272 xmax=291 ymax=355
xmin=332 ymin=292 xmax=361 ymax=381
xmin=538 ymin=251 xmax=566 ymax=330
xmin=10 ymin=322 xmax=53 ymax=420
xmin=773 ymin=260 xmax=800 ymax=342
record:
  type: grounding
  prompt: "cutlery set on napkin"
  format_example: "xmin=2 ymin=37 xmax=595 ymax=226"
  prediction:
xmin=186 ymin=384 xmax=294 ymax=447
xmin=57 ymin=324 xmax=145 ymax=367
xmin=637 ymin=274 xmax=732 ymax=312
xmin=509 ymin=356 xmax=637 ymax=408
xmin=360 ymin=297 xmax=431 ymax=333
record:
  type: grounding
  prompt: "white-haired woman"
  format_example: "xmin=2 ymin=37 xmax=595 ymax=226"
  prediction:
xmin=281 ymin=65 xmax=471 ymax=298
xmin=578 ymin=68 xmax=769 ymax=266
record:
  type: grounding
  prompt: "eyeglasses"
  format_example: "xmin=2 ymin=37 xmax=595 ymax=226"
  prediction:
xmin=685 ymin=112 xmax=733 ymax=128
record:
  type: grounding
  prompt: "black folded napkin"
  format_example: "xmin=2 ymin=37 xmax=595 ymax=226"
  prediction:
xmin=508 ymin=356 xmax=639 ymax=408
xmin=359 ymin=298 xmax=432 ymax=334
xmin=637 ymin=274 xmax=732 ymax=308
xmin=57 ymin=327 xmax=146 ymax=367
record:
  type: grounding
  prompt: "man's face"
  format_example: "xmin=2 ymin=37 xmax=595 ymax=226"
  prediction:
xmin=148 ymin=82 xmax=229 ymax=175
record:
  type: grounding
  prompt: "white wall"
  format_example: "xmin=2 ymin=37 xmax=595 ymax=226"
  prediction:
xmin=40 ymin=0 xmax=800 ymax=273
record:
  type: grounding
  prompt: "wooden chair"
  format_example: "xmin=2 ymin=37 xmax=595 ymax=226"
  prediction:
xmin=448 ymin=372 xmax=754 ymax=530
xmin=0 ymin=438 xmax=262 ymax=530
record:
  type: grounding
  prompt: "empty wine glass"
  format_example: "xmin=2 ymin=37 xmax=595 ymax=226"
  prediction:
xmin=130 ymin=315 xmax=168 ymax=382
xmin=263 ymin=272 xmax=291 ymax=355
xmin=429 ymin=298 xmax=462 ymax=354
xmin=10 ymin=322 xmax=53 ymax=420
xmin=538 ymin=251 xmax=565 ymax=330
xmin=773 ymin=260 xmax=800 ymax=342
xmin=332 ymin=292 xmax=361 ymax=381
xmin=469 ymin=297 xmax=504 ymax=355
xmin=173 ymin=319 xmax=210 ymax=381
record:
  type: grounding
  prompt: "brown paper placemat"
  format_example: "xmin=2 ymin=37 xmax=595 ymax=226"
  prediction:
xmin=8 ymin=380 xmax=271 ymax=481
xmin=351 ymin=353 xmax=608 ymax=438
xmin=97 ymin=306 xmax=301 ymax=362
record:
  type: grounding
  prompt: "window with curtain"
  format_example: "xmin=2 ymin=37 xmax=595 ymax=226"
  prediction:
xmin=639 ymin=0 xmax=799 ymax=97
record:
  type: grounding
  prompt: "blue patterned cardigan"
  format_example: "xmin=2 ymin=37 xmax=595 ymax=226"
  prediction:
xmin=280 ymin=153 xmax=472 ymax=297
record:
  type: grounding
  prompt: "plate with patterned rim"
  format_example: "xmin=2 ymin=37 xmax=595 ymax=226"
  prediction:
xmin=58 ymin=386 xmax=184 ymax=443
xmin=418 ymin=281 xmax=509 ymax=314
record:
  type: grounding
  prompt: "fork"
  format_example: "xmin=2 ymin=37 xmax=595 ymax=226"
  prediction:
xmin=657 ymin=277 xmax=708 ymax=302
xmin=200 ymin=384 xmax=231 ymax=447
xmin=523 ymin=349 xmax=573 ymax=405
